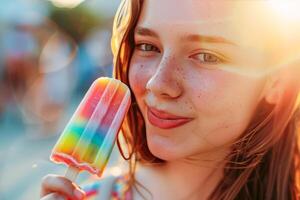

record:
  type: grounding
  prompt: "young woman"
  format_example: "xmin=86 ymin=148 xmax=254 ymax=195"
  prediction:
xmin=41 ymin=0 xmax=300 ymax=199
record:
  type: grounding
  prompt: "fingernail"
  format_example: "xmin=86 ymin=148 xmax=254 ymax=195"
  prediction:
xmin=74 ymin=189 xmax=84 ymax=200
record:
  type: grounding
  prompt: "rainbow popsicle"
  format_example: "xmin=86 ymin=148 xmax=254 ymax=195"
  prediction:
xmin=50 ymin=77 xmax=131 ymax=178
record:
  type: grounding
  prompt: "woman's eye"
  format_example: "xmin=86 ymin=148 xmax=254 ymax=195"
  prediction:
xmin=191 ymin=52 xmax=223 ymax=64
xmin=136 ymin=43 xmax=160 ymax=53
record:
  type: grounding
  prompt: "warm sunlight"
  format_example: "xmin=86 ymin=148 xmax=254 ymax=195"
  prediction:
xmin=268 ymin=0 xmax=300 ymax=22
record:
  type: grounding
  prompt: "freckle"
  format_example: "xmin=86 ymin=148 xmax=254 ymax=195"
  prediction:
xmin=140 ymin=65 xmax=144 ymax=68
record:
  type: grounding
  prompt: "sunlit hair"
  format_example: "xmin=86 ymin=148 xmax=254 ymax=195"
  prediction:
xmin=111 ymin=0 xmax=300 ymax=199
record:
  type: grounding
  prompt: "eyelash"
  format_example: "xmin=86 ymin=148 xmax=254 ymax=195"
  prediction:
xmin=135 ymin=43 xmax=160 ymax=53
xmin=190 ymin=52 xmax=225 ymax=64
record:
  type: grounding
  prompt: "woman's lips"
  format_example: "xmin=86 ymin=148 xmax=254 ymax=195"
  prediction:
xmin=147 ymin=106 xmax=193 ymax=129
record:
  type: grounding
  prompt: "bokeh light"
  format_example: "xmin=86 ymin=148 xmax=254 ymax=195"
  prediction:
xmin=0 ymin=1 xmax=119 ymax=199
xmin=48 ymin=0 xmax=86 ymax=9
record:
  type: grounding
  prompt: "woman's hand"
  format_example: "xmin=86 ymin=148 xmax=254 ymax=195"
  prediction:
xmin=40 ymin=174 xmax=86 ymax=200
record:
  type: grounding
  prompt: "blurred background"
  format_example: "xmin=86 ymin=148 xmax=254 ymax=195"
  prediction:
xmin=0 ymin=0 xmax=123 ymax=199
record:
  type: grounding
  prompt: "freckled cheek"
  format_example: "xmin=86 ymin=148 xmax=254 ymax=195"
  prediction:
xmin=186 ymin=76 xmax=219 ymax=106
xmin=128 ymin=62 xmax=152 ymax=95
xmin=186 ymin=73 xmax=232 ymax=114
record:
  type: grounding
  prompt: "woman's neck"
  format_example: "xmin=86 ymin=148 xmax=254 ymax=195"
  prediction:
xmin=134 ymin=151 xmax=227 ymax=200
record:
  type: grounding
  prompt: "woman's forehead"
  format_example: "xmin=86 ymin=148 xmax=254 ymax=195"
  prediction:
xmin=139 ymin=1 xmax=279 ymax=48
xmin=141 ymin=0 xmax=234 ymax=22
xmin=139 ymin=0 xmax=279 ymax=31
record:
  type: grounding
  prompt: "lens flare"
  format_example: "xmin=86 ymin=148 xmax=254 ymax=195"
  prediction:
xmin=268 ymin=0 xmax=300 ymax=22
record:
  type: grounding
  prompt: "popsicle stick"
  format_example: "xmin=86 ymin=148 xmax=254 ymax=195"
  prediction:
xmin=65 ymin=166 xmax=79 ymax=182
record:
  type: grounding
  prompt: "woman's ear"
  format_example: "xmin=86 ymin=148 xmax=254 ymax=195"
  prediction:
xmin=263 ymin=73 xmax=284 ymax=105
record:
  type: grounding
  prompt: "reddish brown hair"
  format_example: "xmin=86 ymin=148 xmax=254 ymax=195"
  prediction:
xmin=111 ymin=0 xmax=300 ymax=199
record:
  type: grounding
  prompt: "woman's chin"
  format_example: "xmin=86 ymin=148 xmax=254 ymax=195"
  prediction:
xmin=149 ymin=146 xmax=177 ymax=161
xmin=147 ymin=135 xmax=182 ymax=161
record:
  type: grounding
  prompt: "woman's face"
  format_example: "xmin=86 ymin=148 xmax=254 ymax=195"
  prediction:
xmin=128 ymin=0 xmax=275 ymax=161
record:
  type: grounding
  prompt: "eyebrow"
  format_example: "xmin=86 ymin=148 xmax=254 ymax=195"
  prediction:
xmin=135 ymin=26 xmax=236 ymax=46
xmin=135 ymin=27 xmax=159 ymax=38
xmin=182 ymin=34 xmax=236 ymax=45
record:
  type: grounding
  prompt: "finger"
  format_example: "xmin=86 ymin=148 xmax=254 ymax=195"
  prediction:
xmin=41 ymin=174 xmax=85 ymax=200
xmin=40 ymin=192 xmax=65 ymax=200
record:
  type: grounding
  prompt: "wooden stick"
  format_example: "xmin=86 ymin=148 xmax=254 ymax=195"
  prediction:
xmin=65 ymin=166 xmax=79 ymax=182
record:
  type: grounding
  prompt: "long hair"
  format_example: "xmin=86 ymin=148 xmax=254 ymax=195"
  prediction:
xmin=111 ymin=0 xmax=300 ymax=199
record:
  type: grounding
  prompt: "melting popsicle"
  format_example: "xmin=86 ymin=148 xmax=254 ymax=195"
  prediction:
xmin=50 ymin=77 xmax=131 ymax=180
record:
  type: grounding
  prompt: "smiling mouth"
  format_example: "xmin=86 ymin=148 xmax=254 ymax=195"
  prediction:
xmin=147 ymin=106 xmax=193 ymax=129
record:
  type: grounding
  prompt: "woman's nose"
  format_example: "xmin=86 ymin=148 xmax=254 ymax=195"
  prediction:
xmin=146 ymin=55 xmax=183 ymax=99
